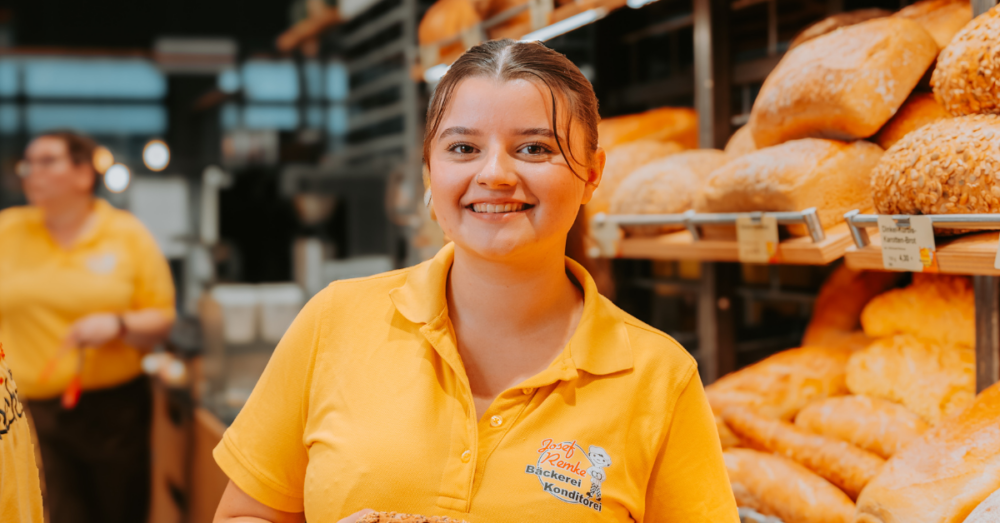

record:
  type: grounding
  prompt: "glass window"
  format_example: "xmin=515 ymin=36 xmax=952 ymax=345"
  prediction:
xmin=242 ymin=61 xmax=299 ymax=102
xmin=0 ymin=60 xmax=17 ymax=97
xmin=326 ymin=61 xmax=349 ymax=102
xmin=0 ymin=104 xmax=18 ymax=133
xmin=218 ymin=69 xmax=242 ymax=94
xmin=243 ymin=105 xmax=299 ymax=130
xmin=328 ymin=105 xmax=348 ymax=137
xmin=26 ymin=104 xmax=166 ymax=134
xmin=23 ymin=58 xmax=166 ymax=99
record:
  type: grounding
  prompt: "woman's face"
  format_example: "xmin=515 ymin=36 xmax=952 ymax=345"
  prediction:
xmin=22 ymin=137 xmax=94 ymax=208
xmin=428 ymin=77 xmax=604 ymax=262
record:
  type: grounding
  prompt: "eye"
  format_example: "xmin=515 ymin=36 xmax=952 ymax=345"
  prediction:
xmin=518 ymin=143 xmax=552 ymax=155
xmin=448 ymin=143 xmax=477 ymax=154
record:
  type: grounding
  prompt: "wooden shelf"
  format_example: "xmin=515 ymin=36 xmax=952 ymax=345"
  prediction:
xmin=617 ymin=223 xmax=855 ymax=264
xmin=844 ymin=231 xmax=1000 ymax=276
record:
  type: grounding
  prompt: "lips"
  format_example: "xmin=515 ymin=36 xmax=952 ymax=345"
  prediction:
xmin=469 ymin=202 xmax=533 ymax=213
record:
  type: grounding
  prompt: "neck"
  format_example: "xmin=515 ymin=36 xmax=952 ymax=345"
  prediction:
xmin=41 ymin=197 xmax=94 ymax=239
xmin=448 ymin=240 xmax=581 ymax=333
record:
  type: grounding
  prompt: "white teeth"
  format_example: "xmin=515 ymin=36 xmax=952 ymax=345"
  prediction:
xmin=472 ymin=203 xmax=526 ymax=213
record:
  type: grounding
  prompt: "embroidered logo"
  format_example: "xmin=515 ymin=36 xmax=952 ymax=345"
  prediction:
xmin=0 ymin=346 xmax=26 ymax=440
xmin=86 ymin=252 xmax=117 ymax=274
xmin=524 ymin=438 xmax=613 ymax=513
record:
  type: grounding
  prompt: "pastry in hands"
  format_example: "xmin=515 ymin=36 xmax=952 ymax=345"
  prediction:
xmin=855 ymin=382 xmax=1000 ymax=523
xmin=358 ymin=512 xmax=469 ymax=523
xmin=723 ymin=405 xmax=885 ymax=500
xmin=860 ymin=274 xmax=975 ymax=347
xmin=794 ymin=395 xmax=930 ymax=459
xmin=725 ymin=448 xmax=855 ymax=523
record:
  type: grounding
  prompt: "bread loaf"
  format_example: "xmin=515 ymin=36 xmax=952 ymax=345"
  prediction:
xmin=724 ymin=448 xmax=856 ymax=523
xmin=724 ymin=125 xmax=757 ymax=158
xmin=358 ymin=512 xmax=469 ymax=523
xmin=794 ymin=395 xmax=930 ymax=459
xmin=964 ymin=489 xmax=1000 ymax=523
xmin=846 ymin=334 xmax=975 ymax=425
xmin=484 ymin=0 xmax=531 ymax=40
xmin=609 ymin=150 xmax=729 ymax=236
xmin=588 ymin=140 xmax=683 ymax=215
xmin=597 ymin=107 xmax=699 ymax=150
xmin=749 ymin=18 xmax=938 ymax=147
xmin=804 ymin=329 xmax=875 ymax=353
xmin=695 ymin=138 xmax=884 ymax=235
xmin=870 ymin=115 xmax=1000 ymax=224
xmin=856 ymin=382 xmax=1000 ymax=523
xmin=931 ymin=4 xmax=1000 ymax=115
xmin=706 ymin=346 xmax=851 ymax=421
xmin=894 ymin=0 xmax=972 ymax=50
xmin=803 ymin=266 xmax=903 ymax=345
xmin=788 ymin=8 xmax=891 ymax=50
xmin=860 ymin=274 xmax=974 ymax=347
xmin=723 ymin=406 xmax=886 ymax=499
xmin=418 ymin=0 xmax=482 ymax=61
xmin=716 ymin=413 xmax=746 ymax=449
xmin=873 ymin=92 xmax=951 ymax=150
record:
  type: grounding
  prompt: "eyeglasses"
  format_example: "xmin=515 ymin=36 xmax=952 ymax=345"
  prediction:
xmin=16 ymin=155 xmax=71 ymax=178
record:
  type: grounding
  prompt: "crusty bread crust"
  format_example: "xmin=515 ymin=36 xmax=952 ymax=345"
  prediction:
xmin=894 ymin=0 xmax=971 ymax=50
xmin=932 ymin=4 xmax=1000 ymax=115
xmin=788 ymin=8 xmax=890 ymax=50
xmin=794 ymin=395 xmax=930 ymax=459
xmin=873 ymin=92 xmax=951 ymax=150
xmin=358 ymin=512 xmax=469 ymax=523
xmin=588 ymin=140 xmax=683 ymax=216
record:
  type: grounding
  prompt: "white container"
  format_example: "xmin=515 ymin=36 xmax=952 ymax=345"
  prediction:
xmin=322 ymin=255 xmax=394 ymax=282
xmin=210 ymin=284 xmax=259 ymax=344
xmin=257 ymin=283 xmax=305 ymax=343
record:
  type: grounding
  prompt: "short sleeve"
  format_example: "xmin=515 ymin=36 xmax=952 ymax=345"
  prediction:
xmin=212 ymin=288 xmax=325 ymax=513
xmin=644 ymin=368 xmax=739 ymax=522
xmin=128 ymin=223 xmax=176 ymax=318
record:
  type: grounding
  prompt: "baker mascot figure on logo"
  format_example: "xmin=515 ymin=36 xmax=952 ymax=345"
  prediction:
xmin=583 ymin=446 xmax=612 ymax=502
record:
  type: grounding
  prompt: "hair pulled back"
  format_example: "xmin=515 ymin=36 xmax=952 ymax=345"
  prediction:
xmin=423 ymin=39 xmax=600 ymax=182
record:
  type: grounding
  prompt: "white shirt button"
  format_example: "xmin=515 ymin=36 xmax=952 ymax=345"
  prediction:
xmin=461 ymin=450 xmax=472 ymax=463
xmin=490 ymin=415 xmax=503 ymax=427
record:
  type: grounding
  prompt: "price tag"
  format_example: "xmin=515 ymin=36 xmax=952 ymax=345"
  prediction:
xmin=994 ymin=237 xmax=1000 ymax=270
xmin=736 ymin=214 xmax=780 ymax=263
xmin=589 ymin=214 xmax=623 ymax=258
xmin=877 ymin=215 xmax=938 ymax=272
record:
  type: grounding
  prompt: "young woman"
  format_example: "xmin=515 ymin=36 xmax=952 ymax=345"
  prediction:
xmin=214 ymin=39 xmax=737 ymax=523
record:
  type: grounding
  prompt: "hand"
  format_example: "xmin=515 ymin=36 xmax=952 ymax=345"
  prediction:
xmin=66 ymin=313 xmax=122 ymax=348
xmin=339 ymin=509 xmax=375 ymax=523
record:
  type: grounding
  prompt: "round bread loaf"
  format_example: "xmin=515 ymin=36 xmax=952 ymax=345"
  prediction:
xmin=596 ymin=107 xmax=698 ymax=149
xmin=609 ymin=149 xmax=729 ymax=236
xmin=870 ymin=115 xmax=1000 ymax=228
xmin=724 ymin=125 xmax=757 ymax=158
xmin=788 ymin=8 xmax=890 ymax=50
xmin=588 ymin=139 xmax=683 ymax=215
xmin=894 ymin=0 xmax=971 ymax=50
xmin=873 ymin=92 xmax=951 ymax=150
xmin=358 ymin=512 xmax=469 ymax=523
xmin=931 ymin=4 xmax=1000 ymax=115
xmin=418 ymin=0 xmax=482 ymax=60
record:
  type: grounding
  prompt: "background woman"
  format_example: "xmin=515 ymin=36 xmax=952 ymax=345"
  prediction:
xmin=0 ymin=131 xmax=176 ymax=523
xmin=213 ymin=40 xmax=737 ymax=522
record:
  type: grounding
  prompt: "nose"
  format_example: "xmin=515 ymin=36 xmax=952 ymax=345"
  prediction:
xmin=476 ymin=144 xmax=518 ymax=189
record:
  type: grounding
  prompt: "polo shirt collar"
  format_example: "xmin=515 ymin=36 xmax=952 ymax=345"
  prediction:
xmin=389 ymin=243 xmax=633 ymax=378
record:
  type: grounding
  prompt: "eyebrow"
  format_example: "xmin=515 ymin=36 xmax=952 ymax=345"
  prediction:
xmin=439 ymin=127 xmax=480 ymax=139
xmin=438 ymin=126 xmax=556 ymax=140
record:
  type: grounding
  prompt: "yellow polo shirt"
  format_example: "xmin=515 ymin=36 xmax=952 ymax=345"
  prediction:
xmin=0 ymin=199 xmax=175 ymax=399
xmin=214 ymin=244 xmax=738 ymax=522
xmin=0 ymin=345 xmax=44 ymax=523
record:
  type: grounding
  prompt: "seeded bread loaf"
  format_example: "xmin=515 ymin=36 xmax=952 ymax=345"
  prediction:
xmin=931 ymin=4 xmax=1000 ymax=115
xmin=724 ymin=125 xmax=757 ymax=158
xmin=749 ymin=18 xmax=938 ymax=147
xmin=609 ymin=150 xmax=729 ymax=236
xmin=870 ymin=115 xmax=1000 ymax=225
xmin=588 ymin=140 xmax=683 ymax=216
xmin=418 ymin=0 xmax=482 ymax=61
xmin=965 ymin=489 xmax=1000 ymax=523
xmin=802 ymin=266 xmax=903 ymax=345
xmin=846 ymin=333 xmax=975 ymax=425
xmin=358 ymin=512 xmax=469 ymax=523
xmin=695 ymin=138 xmax=885 ymax=235
xmin=724 ymin=448 xmax=856 ymax=523
xmin=794 ymin=395 xmax=930 ymax=459
xmin=788 ymin=8 xmax=891 ymax=50
xmin=723 ymin=405 xmax=886 ymax=500
xmin=894 ymin=0 xmax=971 ymax=50
xmin=855 ymin=382 xmax=1000 ymax=523
xmin=873 ymin=92 xmax=952 ymax=150
xmin=860 ymin=274 xmax=974 ymax=347
xmin=597 ymin=107 xmax=699 ymax=150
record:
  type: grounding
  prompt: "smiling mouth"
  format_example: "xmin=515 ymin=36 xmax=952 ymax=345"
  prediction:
xmin=469 ymin=203 xmax=534 ymax=214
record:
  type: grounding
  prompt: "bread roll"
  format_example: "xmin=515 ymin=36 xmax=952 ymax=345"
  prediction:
xmin=870 ymin=115 xmax=1000 ymax=225
xmin=932 ymin=4 xmax=1000 ymax=115
xmin=706 ymin=346 xmax=851 ymax=421
xmin=788 ymin=8 xmax=891 ymax=50
xmin=804 ymin=329 xmax=875 ymax=353
xmin=716 ymin=413 xmax=746 ymax=449
xmin=803 ymin=266 xmax=903 ymax=345
xmin=588 ymin=140 xmax=683 ymax=215
xmin=846 ymin=334 xmax=975 ymax=425
xmin=749 ymin=18 xmax=938 ymax=147
xmin=597 ymin=107 xmax=699 ymax=150
xmin=894 ymin=0 xmax=972 ymax=50
xmin=724 ymin=448 xmax=856 ymax=523
xmin=358 ymin=513 xmax=469 ymax=523
xmin=723 ymin=405 xmax=886 ymax=499
xmin=418 ymin=0 xmax=482 ymax=61
xmin=856 ymin=382 xmax=1000 ymax=523
xmin=724 ymin=125 xmax=757 ymax=158
xmin=695 ymin=138 xmax=884 ymax=236
xmin=794 ymin=395 xmax=930 ymax=459
xmin=965 ymin=489 xmax=1000 ymax=523
xmin=860 ymin=274 xmax=974 ymax=347
xmin=609 ymin=150 xmax=729 ymax=235
xmin=873 ymin=92 xmax=951 ymax=150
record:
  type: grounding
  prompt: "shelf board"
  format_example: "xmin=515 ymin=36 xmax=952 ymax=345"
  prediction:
xmin=617 ymin=223 xmax=854 ymax=265
xmin=844 ymin=231 xmax=1000 ymax=276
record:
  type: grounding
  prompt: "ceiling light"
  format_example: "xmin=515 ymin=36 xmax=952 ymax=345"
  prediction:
xmin=104 ymin=163 xmax=131 ymax=193
xmin=92 ymin=146 xmax=115 ymax=174
xmin=143 ymin=140 xmax=170 ymax=171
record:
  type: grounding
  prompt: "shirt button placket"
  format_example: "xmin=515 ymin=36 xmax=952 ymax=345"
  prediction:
xmin=489 ymin=415 xmax=503 ymax=427
xmin=461 ymin=449 xmax=472 ymax=463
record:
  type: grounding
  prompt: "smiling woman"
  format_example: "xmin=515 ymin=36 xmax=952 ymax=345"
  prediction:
xmin=212 ymin=39 xmax=738 ymax=523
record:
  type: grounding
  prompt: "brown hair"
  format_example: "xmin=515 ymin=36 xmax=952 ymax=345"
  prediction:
xmin=35 ymin=130 xmax=99 ymax=191
xmin=423 ymin=39 xmax=600 ymax=182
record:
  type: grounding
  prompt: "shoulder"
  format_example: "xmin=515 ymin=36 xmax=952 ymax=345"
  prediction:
xmin=304 ymin=266 xmax=414 ymax=319
xmin=611 ymin=297 xmax=698 ymax=381
xmin=0 ymin=206 xmax=38 ymax=237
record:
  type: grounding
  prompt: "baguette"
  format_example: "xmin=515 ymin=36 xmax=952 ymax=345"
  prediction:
xmin=794 ymin=395 xmax=930 ymax=459
xmin=722 ymin=405 xmax=885 ymax=500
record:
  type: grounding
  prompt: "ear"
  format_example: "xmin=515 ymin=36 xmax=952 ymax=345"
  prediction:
xmin=579 ymin=147 xmax=606 ymax=205
xmin=71 ymin=162 xmax=96 ymax=193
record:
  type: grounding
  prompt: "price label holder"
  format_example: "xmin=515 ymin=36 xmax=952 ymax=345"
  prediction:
xmin=589 ymin=213 xmax=623 ymax=258
xmin=995 ymin=237 xmax=1000 ymax=270
xmin=877 ymin=215 xmax=939 ymax=272
xmin=736 ymin=213 xmax=780 ymax=263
